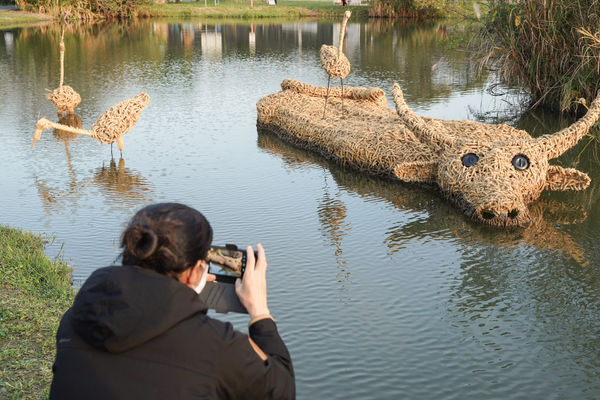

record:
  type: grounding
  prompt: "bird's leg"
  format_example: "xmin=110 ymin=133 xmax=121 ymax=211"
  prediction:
xmin=110 ymin=142 xmax=114 ymax=159
xmin=341 ymin=78 xmax=345 ymax=119
xmin=323 ymin=75 xmax=331 ymax=119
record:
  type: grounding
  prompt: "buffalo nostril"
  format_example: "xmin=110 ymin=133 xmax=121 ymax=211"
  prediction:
xmin=508 ymin=209 xmax=520 ymax=219
xmin=481 ymin=210 xmax=496 ymax=220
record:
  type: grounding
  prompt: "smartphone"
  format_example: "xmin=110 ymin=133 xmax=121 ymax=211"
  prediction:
xmin=207 ymin=244 xmax=254 ymax=283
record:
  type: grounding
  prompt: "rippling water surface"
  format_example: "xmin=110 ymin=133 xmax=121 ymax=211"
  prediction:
xmin=1 ymin=19 xmax=599 ymax=399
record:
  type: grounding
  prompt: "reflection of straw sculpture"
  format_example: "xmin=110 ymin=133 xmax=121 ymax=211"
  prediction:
xmin=46 ymin=31 xmax=81 ymax=117
xmin=36 ymin=158 xmax=152 ymax=213
xmin=257 ymin=77 xmax=600 ymax=228
xmin=92 ymin=158 xmax=152 ymax=202
xmin=318 ymin=193 xmax=349 ymax=256
xmin=53 ymin=114 xmax=83 ymax=140
xmin=321 ymin=10 xmax=352 ymax=118
xmin=32 ymin=93 xmax=150 ymax=154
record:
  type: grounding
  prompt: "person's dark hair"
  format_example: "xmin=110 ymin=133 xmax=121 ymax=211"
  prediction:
xmin=120 ymin=203 xmax=213 ymax=277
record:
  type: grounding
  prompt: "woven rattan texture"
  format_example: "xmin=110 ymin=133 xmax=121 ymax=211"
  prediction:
xmin=46 ymin=85 xmax=81 ymax=116
xmin=320 ymin=46 xmax=350 ymax=79
xmin=90 ymin=93 xmax=151 ymax=146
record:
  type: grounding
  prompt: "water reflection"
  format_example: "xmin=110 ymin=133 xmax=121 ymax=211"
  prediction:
xmin=36 ymin=154 xmax=153 ymax=214
xmin=92 ymin=158 xmax=152 ymax=206
xmin=257 ymin=130 xmax=593 ymax=267
xmin=317 ymin=175 xmax=351 ymax=285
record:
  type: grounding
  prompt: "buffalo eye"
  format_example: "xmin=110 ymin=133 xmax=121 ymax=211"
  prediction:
xmin=512 ymin=154 xmax=529 ymax=170
xmin=461 ymin=153 xmax=479 ymax=167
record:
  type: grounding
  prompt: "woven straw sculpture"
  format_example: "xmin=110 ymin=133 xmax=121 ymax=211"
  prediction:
xmin=32 ymin=93 xmax=151 ymax=152
xmin=320 ymin=10 xmax=352 ymax=118
xmin=46 ymin=31 xmax=81 ymax=117
xmin=256 ymin=79 xmax=600 ymax=228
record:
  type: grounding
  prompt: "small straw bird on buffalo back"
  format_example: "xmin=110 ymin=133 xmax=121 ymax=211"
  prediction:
xmin=32 ymin=93 xmax=151 ymax=156
xmin=46 ymin=30 xmax=82 ymax=118
xmin=320 ymin=10 xmax=352 ymax=119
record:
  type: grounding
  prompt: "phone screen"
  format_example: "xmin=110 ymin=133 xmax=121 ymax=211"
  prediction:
xmin=207 ymin=247 xmax=244 ymax=279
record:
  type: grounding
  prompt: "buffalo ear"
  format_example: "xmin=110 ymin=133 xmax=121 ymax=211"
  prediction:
xmin=545 ymin=165 xmax=590 ymax=191
xmin=394 ymin=161 xmax=437 ymax=184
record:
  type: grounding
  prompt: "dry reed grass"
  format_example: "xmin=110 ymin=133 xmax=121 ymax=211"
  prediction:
xmin=476 ymin=0 xmax=600 ymax=112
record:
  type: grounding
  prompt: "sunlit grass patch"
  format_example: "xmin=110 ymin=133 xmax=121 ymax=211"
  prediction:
xmin=0 ymin=226 xmax=74 ymax=399
xmin=140 ymin=0 xmax=369 ymax=19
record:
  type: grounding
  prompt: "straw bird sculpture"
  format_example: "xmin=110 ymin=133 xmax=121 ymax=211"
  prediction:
xmin=46 ymin=30 xmax=81 ymax=118
xmin=320 ymin=10 xmax=352 ymax=118
xmin=257 ymin=78 xmax=600 ymax=228
xmin=32 ymin=93 xmax=150 ymax=155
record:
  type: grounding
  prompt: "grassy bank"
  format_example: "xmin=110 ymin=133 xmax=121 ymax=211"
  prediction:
xmin=140 ymin=0 xmax=369 ymax=19
xmin=0 ymin=9 xmax=52 ymax=28
xmin=0 ymin=226 xmax=74 ymax=399
xmin=0 ymin=1 xmax=480 ymax=25
xmin=0 ymin=0 xmax=369 ymax=24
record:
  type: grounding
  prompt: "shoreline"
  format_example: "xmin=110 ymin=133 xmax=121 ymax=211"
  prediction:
xmin=0 ymin=1 xmax=480 ymax=28
xmin=0 ymin=1 xmax=370 ymax=28
xmin=0 ymin=225 xmax=74 ymax=398
xmin=140 ymin=0 xmax=370 ymax=19
xmin=0 ymin=9 xmax=53 ymax=28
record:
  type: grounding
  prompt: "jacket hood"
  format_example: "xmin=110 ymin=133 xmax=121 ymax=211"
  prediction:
xmin=71 ymin=265 xmax=207 ymax=353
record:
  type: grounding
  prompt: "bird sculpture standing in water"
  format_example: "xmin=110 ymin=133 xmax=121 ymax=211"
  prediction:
xmin=32 ymin=93 xmax=150 ymax=156
xmin=46 ymin=30 xmax=82 ymax=118
xmin=320 ymin=10 xmax=352 ymax=118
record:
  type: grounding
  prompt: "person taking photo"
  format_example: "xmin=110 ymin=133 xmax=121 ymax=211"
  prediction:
xmin=49 ymin=202 xmax=295 ymax=399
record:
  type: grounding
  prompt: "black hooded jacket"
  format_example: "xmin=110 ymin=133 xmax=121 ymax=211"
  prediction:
xmin=49 ymin=265 xmax=295 ymax=399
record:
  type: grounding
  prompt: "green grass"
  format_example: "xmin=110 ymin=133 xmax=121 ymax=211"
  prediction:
xmin=0 ymin=225 xmax=74 ymax=399
xmin=140 ymin=0 xmax=370 ymax=19
xmin=0 ymin=10 xmax=53 ymax=27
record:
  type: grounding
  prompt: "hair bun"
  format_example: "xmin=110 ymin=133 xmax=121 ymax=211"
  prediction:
xmin=126 ymin=224 xmax=158 ymax=260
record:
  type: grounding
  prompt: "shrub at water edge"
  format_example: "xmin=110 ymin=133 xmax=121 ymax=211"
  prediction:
xmin=477 ymin=0 xmax=600 ymax=113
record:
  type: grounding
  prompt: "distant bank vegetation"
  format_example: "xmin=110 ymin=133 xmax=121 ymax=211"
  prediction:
xmin=368 ymin=0 xmax=447 ymax=18
xmin=13 ymin=0 xmax=151 ymax=20
xmin=11 ymin=0 xmax=472 ymax=20
xmin=478 ymin=0 xmax=600 ymax=113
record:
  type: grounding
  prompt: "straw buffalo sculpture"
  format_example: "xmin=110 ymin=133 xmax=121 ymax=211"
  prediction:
xmin=256 ymin=79 xmax=600 ymax=228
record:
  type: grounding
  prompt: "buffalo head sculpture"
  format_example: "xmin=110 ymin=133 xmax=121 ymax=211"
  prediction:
xmin=392 ymin=84 xmax=600 ymax=227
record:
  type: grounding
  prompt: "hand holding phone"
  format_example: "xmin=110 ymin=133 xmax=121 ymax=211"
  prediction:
xmin=198 ymin=244 xmax=262 ymax=314
xmin=234 ymin=244 xmax=270 ymax=319
xmin=207 ymin=245 xmax=247 ymax=283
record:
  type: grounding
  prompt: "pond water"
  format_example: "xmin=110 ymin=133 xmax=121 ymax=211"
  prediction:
xmin=1 ymin=18 xmax=599 ymax=399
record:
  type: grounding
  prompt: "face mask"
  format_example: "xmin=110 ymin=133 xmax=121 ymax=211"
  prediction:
xmin=194 ymin=263 xmax=209 ymax=294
